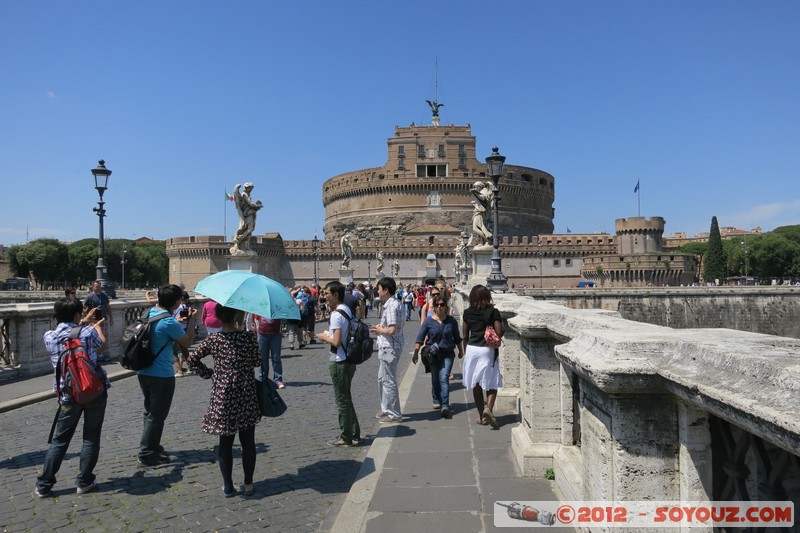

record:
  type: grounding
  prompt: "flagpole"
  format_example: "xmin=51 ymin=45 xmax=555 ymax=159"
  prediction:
xmin=638 ymin=184 xmax=641 ymax=217
xmin=224 ymin=189 xmax=227 ymax=239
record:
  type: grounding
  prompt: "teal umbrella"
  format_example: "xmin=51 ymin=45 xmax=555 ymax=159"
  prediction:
xmin=194 ymin=270 xmax=300 ymax=320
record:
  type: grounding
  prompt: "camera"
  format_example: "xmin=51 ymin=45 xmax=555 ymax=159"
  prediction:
xmin=179 ymin=307 xmax=189 ymax=318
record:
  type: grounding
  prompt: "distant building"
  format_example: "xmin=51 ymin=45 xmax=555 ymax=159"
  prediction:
xmin=166 ymin=119 xmax=701 ymax=289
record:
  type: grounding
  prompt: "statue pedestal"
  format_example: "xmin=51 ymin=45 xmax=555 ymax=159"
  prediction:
xmin=467 ymin=245 xmax=493 ymax=290
xmin=339 ymin=268 xmax=354 ymax=284
xmin=228 ymin=256 xmax=262 ymax=274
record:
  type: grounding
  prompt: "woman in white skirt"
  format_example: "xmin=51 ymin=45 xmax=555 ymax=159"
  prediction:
xmin=461 ymin=285 xmax=504 ymax=429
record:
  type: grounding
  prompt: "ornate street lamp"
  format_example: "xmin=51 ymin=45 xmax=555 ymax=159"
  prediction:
xmin=91 ymin=160 xmax=112 ymax=289
xmin=538 ymin=239 xmax=543 ymax=289
xmin=121 ymin=244 xmax=128 ymax=290
xmin=312 ymin=233 xmax=320 ymax=288
xmin=485 ymin=147 xmax=508 ymax=292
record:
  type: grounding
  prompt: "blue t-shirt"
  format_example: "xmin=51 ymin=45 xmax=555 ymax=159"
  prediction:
xmin=138 ymin=307 xmax=184 ymax=377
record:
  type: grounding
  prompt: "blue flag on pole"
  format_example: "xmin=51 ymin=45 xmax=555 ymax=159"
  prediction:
xmin=634 ymin=180 xmax=640 ymax=193
xmin=567 ymin=227 xmax=572 ymax=233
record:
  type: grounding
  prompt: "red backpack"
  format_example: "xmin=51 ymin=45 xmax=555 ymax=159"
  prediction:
xmin=56 ymin=327 xmax=107 ymax=405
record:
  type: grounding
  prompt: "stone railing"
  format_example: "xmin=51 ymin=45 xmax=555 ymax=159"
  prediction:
xmin=0 ymin=298 xmax=186 ymax=379
xmin=453 ymin=290 xmax=800 ymax=513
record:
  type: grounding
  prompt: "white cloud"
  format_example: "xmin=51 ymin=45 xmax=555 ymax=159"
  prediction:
xmin=722 ymin=200 xmax=800 ymax=231
xmin=46 ymin=91 xmax=57 ymax=99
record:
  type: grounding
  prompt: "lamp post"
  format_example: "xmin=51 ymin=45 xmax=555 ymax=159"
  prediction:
xmin=91 ymin=160 xmax=112 ymax=290
xmin=460 ymin=230 xmax=470 ymax=284
xmin=485 ymin=147 xmax=508 ymax=292
xmin=538 ymin=239 xmax=543 ymax=289
xmin=121 ymin=244 xmax=128 ymax=290
xmin=741 ymin=240 xmax=749 ymax=281
xmin=312 ymin=233 xmax=320 ymax=288
xmin=367 ymin=258 xmax=372 ymax=282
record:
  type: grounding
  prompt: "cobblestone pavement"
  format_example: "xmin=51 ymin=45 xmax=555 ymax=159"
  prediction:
xmin=0 ymin=319 xmax=420 ymax=532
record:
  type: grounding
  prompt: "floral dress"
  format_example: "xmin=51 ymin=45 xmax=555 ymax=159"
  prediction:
xmin=187 ymin=331 xmax=261 ymax=436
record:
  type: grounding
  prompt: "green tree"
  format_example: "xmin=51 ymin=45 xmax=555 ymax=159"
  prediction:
xmin=68 ymin=239 xmax=100 ymax=285
xmin=772 ymin=225 xmax=800 ymax=244
xmin=7 ymin=244 xmax=28 ymax=279
xmin=703 ymin=217 xmax=725 ymax=284
xmin=129 ymin=242 xmax=168 ymax=287
xmin=749 ymin=233 xmax=800 ymax=279
xmin=12 ymin=238 xmax=69 ymax=287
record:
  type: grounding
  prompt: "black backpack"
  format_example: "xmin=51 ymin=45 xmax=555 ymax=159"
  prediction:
xmin=338 ymin=308 xmax=374 ymax=365
xmin=120 ymin=308 xmax=172 ymax=371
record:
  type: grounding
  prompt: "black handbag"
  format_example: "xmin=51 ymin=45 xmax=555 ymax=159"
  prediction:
xmin=255 ymin=378 xmax=287 ymax=418
xmin=420 ymin=342 xmax=441 ymax=366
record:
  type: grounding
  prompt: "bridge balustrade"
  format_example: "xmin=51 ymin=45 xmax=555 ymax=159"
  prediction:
xmin=453 ymin=290 xmax=800 ymax=512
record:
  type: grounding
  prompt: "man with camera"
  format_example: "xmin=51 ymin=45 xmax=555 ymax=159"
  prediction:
xmin=35 ymin=297 xmax=108 ymax=497
xmin=84 ymin=280 xmax=113 ymax=361
xmin=137 ymin=284 xmax=197 ymax=467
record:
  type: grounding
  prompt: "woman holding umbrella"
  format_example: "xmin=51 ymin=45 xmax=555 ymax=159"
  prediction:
xmin=187 ymin=304 xmax=261 ymax=497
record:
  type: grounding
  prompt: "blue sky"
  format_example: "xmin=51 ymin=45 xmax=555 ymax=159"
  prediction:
xmin=1 ymin=1 xmax=798 ymax=246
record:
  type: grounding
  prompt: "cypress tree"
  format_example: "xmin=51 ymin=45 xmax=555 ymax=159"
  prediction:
xmin=703 ymin=216 xmax=726 ymax=284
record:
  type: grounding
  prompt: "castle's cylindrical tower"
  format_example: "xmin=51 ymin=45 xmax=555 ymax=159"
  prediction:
xmin=615 ymin=216 xmax=665 ymax=255
xmin=322 ymin=124 xmax=555 ymax=240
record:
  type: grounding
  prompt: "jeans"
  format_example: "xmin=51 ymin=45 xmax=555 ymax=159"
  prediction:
xmin=37 ymin=395 xmax=107 ymax=491
xmin=430 ymin=354 xmax=455 ymax=408
xmin=137 ymin=374 xmax=176 ymax=463
xmin=330 ymin=362 xmax=360 ymax=442
xmin=287 ymin=321 xmax=302 ymax=348
xmin=377 ymin=346 xmax=401 ymax=418
xmin=258 ymin=332 xmax=283 ymax=382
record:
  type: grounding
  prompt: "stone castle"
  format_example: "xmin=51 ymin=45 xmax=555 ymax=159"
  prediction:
xmin=166 ymin=115 xmax=696 ymax=289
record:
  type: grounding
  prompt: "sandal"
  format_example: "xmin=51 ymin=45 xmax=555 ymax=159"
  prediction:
xmin=483 ymin=411 xmax=499 ymax=429
xmin=242 ymin=484 xmax=255 ymax=496
xmin=476 ymin=417 xmax=489 ymax=426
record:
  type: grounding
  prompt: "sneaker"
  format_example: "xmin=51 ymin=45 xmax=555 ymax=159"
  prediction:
xmin=378 ymin=415 xmax=402 ymax=424
xmin=275 ymin=381 xmax=286 ymax=389
xmin=76 ymin=481 xmax=97 ymax=495
xmin=174 ymin=372 xmax=184 ymax=378
xmin=34 ymin=486 xmax=52 ymax=498
xmin=441 ymin=407 xmax=451 ymax=419
xmin=327 ymin=437 xmax=354 ymax=447
xmin=157 ymin=452 xmax=171 ymax=463
xmin=222 ymin=486 xmax=236 ymax=498
xmin=432 ymin=403 xmax=441 ymax=409
xmin=375 ymin=411 xmax=387 ymax=419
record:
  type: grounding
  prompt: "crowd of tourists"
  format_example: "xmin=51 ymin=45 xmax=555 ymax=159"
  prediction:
xmin=34 ymin=277 xmax=504 ymax=499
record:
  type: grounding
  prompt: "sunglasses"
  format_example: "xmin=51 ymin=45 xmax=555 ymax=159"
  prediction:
xmin=430 ymin=293 xmax=440 ymax=297
xmin=434 ymin=303 xmax=447 ymax=308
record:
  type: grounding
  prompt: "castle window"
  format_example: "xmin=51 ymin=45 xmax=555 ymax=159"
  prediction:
xmin=458 ymin=144 xmax=466 ymax=156
xmin=429 ymin=236 xmax=435 ymax=245
xmin=540 ymin=177 xmax=547 ymax=186
xmin=521 ymin=174 xmax=532 ymax=182
xmin=565 ymin=258 xmax=572 ymax=267
xmin=418 ymin=144 xmax=425 ymax=158
xmin=398 ymin=160 xmax=405 ymax=170
xmin=553 ymin=259 xmax=561 ymax=267
xmin=416 ymin=164 xmax=448 ymax=178
xmin=438 ymin=144 xmax=445 ymax=158
xmin=398 ymin=146 xmax=405 ymax=156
